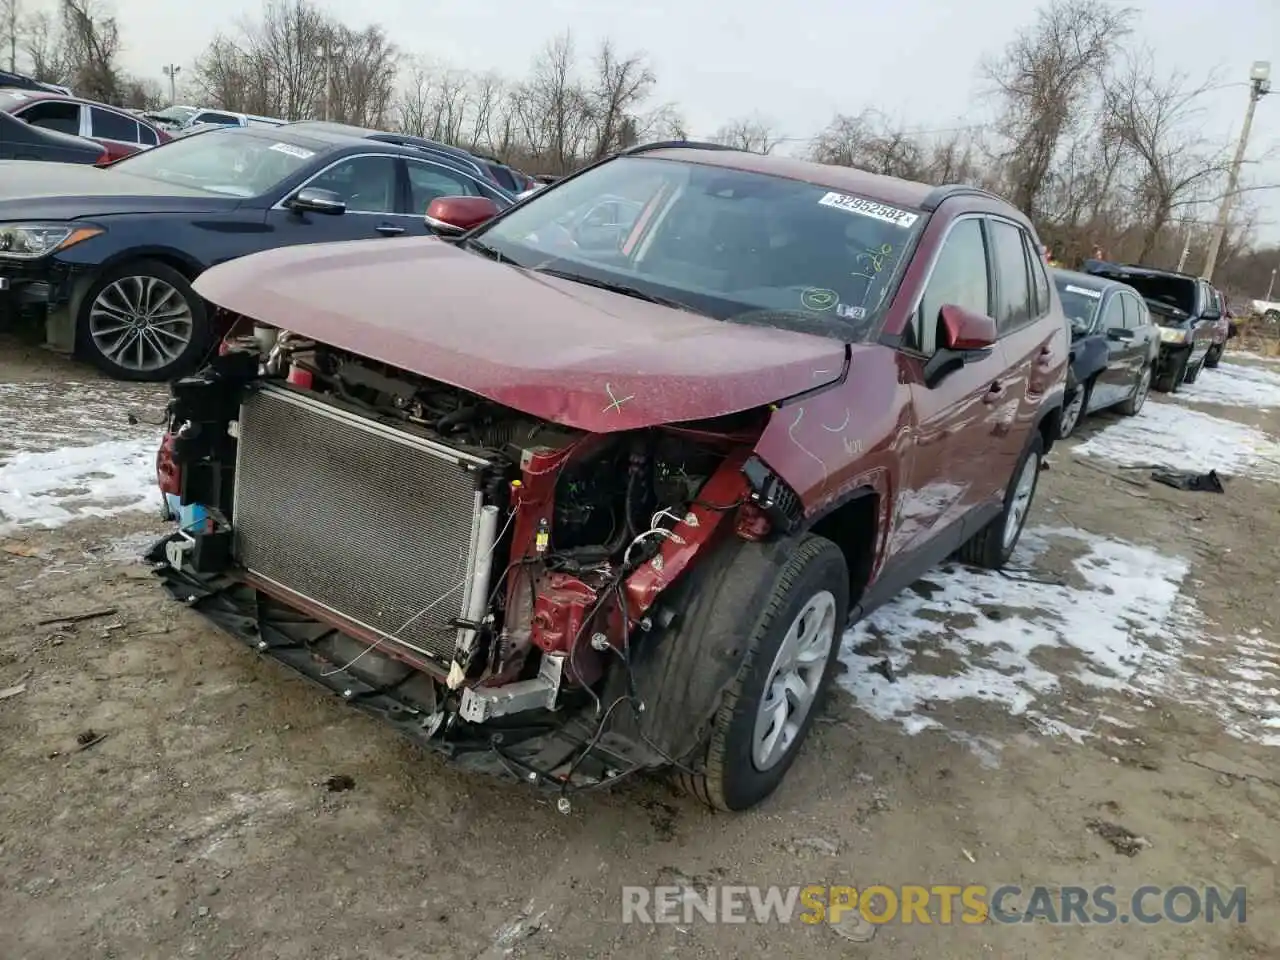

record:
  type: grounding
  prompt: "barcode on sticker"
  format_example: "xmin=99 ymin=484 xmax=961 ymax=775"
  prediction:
xmin=1064 ymin=285 xmax=1102 ymax=299
xmin=270 ymin=142 xmax=315 ymax=159
xmin=817 ymin=192 xmax=919 ymax=228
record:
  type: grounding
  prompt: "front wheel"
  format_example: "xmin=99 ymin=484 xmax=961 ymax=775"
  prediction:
xmin=679 ymin=535 xmax=848 ymax=812
xmin=76 ymin=259 xmax=210 ymax=381
xmin=1118 ymin=363 xmax=1152 ymax=416
xmin=958 ymin=433 xmax=1044 ymax=570
xmin=1059 ymin=378 xmax=1091 ymax=439
xmin=1153 ymin=350 xmax=1189 ymax=393
xmin=1183 ymin=354 xmax=1204 ymax=384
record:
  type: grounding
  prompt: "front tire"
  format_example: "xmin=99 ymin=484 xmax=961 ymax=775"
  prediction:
xmin=679 ymin=535 xmax=848 ymax=812
xmin=1118 ymin=363 xmax=1151 ymax=416
xmin=1153 ymin=349 xmax=1189 ymax=393
xmin=76 ymin=259 xmax=210 ymax=381
xmin=958 ymin=433 xmax=1044 ymax=570
xmin=1183 ymin=354 xmax=1204 ymax=384
xmin=1059 ymin=378 xmax=1091 ymax=439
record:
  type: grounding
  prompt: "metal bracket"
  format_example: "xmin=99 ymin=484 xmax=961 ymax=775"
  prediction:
xmin=457 ymin=653 xmax=564 ymax=724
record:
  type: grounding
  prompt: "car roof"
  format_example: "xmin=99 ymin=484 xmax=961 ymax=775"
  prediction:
xmin=1051 ymin=268 xmax=1133 ymax=296
xmin=1081 ymin=258 xmax=1200 ymax=282
xmin=634 ymin=145 xmax=953 ymax=212
xmin=0 ymin=86 xmax=163 ymax=127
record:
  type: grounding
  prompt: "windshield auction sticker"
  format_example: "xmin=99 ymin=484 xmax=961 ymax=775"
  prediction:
xmin=818 ymin=192 xmax=920 ymax=229
xmin=1064 ymin=285 xmax=1102 ymax=299
xmin=270 ymin=142 xmax=316 ymax=160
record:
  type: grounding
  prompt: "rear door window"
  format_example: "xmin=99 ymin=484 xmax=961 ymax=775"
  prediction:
xmin=18 ymin=100 xmax=80 ymax=136
xmin=407 ymin=159 xmax=480 ymax=214
xmin=138 ymin=123 xmax=158 ymax=146
xmin=90 ymin=107 xmax=140 ymax=143
xmin=1023 ymin=233 xmax=1051 ymax=318
xmin=988 ymin=219 xmax=1033 ymax=334
xmin=916 ymin=217 xmax=989 ymax=354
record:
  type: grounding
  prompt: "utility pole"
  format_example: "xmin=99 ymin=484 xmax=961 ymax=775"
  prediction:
xmin=162 ymin=63 xmax=181 ymax=105
xmin=1176 ymin=220 xmax=1193 ymax=273
xmin=1267 ymin=266 xmax=1277 ymax=304
xmin=1202 ymin=61 xmax=1271 ymax=281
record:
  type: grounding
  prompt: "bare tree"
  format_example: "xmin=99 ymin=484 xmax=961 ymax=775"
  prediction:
xmin=1104 ymin=50 xmax=1226 ymax=260
xmin=60 ymin=0 xmax=120 ymax=102
xmin=1 ymin=0 xmax=19 ymax=72
xmin=21 ymin=10 xmax=70 ymax=84
xmin=585 ymin=39 xmax=654 ymax=159
xmin=119 ymin=75 xmax=163 ymax=110
xmin=984 ymin=0 xmax=1132 ymax=218
xmin=711 ymin=114 xmax=782 ymax=154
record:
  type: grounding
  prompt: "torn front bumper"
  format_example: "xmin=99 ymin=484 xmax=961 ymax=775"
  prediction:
xmin=144 ymin=533 xmax=665 ymax=796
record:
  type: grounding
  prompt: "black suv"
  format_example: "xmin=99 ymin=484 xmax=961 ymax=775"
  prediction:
xmin=1082 ymin=260 xmax=1221 ymax=392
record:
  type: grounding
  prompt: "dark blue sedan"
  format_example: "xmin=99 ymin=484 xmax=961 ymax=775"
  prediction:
xmin=1052 ymin=268 xmax=1161 ymax=438
xmin=0 ymin=124 xmax=516 ymax=380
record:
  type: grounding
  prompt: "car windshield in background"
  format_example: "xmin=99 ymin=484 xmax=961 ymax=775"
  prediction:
xmin=1054 ymin=277 xmax=1102 ymax=329
xmin=150 ymin=106 xmax=197 ymax=125
xmin=472 ymin=156 xmax=923 ymax=341
xmin=108 ymin=130 xmax=319 ymax=197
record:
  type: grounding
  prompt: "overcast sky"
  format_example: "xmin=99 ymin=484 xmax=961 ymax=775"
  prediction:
xmin=106 ymin=0 xmax=1280 ymax=242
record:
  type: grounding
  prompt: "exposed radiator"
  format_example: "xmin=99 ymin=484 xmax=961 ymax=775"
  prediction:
xmin=232 ymin=385 xmax=491 ymax=662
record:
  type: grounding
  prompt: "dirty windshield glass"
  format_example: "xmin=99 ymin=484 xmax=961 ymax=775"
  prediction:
xmin=109 ymin=129 xmax=318 ymax=197
xmin=1053 ymin=276 xmax=1103 ymax=330
xmin=470 ymin=156 xmax=923 ymax=340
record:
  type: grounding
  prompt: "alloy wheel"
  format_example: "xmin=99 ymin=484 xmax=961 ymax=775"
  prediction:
xmin=88 ymin=275 xmax=194 ymax=374
xmin=1002 ymin=451 xmax=1040 ymax=550
xmin=752 ymin=589 xmax=837 ymax=772
xmin=1060 ymin=388 xmax=1085 ymax=438
xmin=1133 ymin=367 xmax=1151 ymax=413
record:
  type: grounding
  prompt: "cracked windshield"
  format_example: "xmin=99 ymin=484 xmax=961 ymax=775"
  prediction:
xmin=475 ymin=157 xmax=919 ymax=338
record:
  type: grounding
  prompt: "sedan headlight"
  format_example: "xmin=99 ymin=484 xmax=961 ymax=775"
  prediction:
xmin=1159 ymin=326 xmax=1189 ymax=344
xmin=0 ymin=223 xmax=103 ymax=259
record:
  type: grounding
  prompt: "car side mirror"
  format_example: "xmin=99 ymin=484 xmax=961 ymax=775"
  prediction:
xmin=1106 ymin=327 xmax=1135 ymax=342
xmin=924 ymin=304 xmax=998 ymax=388
xmin=288 ymin=187 xmax=346 ymax=215
xmin=425 ymin=196 xmax=500 ymax=237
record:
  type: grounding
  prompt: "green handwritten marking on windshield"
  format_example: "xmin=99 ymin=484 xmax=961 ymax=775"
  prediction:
xmin=857 ymin=243 xmax=895 ymax=274
xmin=801 ymin=288 xmax=839 ymax=311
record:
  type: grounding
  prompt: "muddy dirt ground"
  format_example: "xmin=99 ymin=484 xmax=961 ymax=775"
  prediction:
xmin=1 ymin=335 xmax=1277 ymax=959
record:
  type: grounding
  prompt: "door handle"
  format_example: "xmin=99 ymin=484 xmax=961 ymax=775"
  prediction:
xmin=1036 ymin=345 xmax=1054 ymax=369
xmin=376 ymin=224 xmax=406 ymax=236
xmin=983 ymin=380 xmax=1005 ymax=404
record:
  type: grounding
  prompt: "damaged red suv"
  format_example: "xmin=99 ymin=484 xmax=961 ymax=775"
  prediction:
xmin=150 ymin=142 xmax=1068 ymax=811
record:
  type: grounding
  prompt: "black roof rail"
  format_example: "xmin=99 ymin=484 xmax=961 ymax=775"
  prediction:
xmin=620 ymin=139 xmax=742 ymax=156
xmin=920 ymin=183 xmax=1004 ymax=212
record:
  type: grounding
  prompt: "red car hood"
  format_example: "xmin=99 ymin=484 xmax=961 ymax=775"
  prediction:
xmin=193 ymin=237 xmax=849 ymax=433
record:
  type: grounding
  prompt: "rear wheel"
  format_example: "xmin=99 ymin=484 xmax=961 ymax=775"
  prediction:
xmin=1204 ymin=343 xmax=1223 ymax=368
xmin=76 ymin=259 xmax=210 ymax=381
xmin=678 ymin=535 xmax=848 ymax=812
xmin=1117 ymin=363 xmax=1152 ymax=416
xmin=1059 ymin=378 xmax=1091 ymax=439
xmin=1153 ymin=349 xmax=1189 ymax=393
xmin=958 ymin=434 xmax=1043 ymax=570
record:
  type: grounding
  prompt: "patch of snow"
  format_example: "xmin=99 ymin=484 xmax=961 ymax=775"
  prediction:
xmin=838 ymin=526 xmax=1280 ymax=754
xmin=0 ymin=381 xmax=165 ymax=534
xmin=1173 ymin=362 xmax=1280 ymax=409
xmin=1072 ymin=402 xmax=1280 ymax=481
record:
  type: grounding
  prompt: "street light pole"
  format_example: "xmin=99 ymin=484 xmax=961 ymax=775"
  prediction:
xmin=1267 ymin=267 xmax=1277 ymax=303
xmin=162 ymin=64 xmax=181 ymax=105
xmin=1202 ymin=61 xmax=1271 ymax=281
